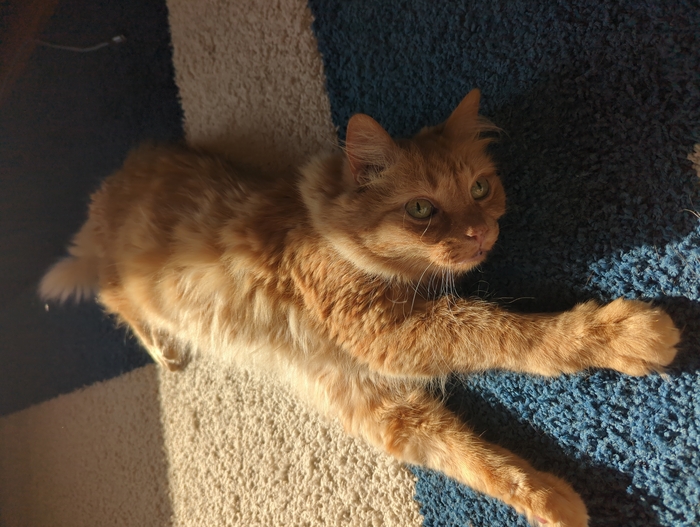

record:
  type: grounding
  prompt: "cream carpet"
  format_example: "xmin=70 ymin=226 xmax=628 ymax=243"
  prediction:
xmin=0 ymin=1 xmax=423 ymax=525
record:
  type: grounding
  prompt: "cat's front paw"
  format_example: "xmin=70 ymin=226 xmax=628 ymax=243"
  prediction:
xmin=586 ymin=299 xmax=680 ymax=376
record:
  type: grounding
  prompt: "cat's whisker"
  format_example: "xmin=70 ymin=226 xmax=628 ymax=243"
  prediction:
xmin=401 ymin=287 xmax=408 ymax=319
xmin=419 ymin=215 xmax=432 ymax=243
xmin=423 ymin=282 xmax=448 ymax=374
xmin=446 ymin=271 xmax=460 ymax=320
xmin=410 ymin=263 xmax=434 ymax=316
xmin=385 ymin=290 xmax=408 ymax=305
xmin=443 ymin=270 xmax=454 ymax=308
xmin=425 ymin=269 xmax=438 ymax=299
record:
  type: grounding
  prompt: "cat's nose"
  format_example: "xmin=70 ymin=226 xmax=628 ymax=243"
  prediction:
xmin=465 ymin=225 xmax=487 ymax=244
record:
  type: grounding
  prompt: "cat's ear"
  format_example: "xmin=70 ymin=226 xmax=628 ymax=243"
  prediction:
xmin=443 ymin=88 xmax=482 ymax=142
xmin=345 ymin=114 xmax=398 ymax=185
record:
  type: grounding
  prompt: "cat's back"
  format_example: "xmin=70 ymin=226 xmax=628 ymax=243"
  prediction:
xmin=88 ymin=142 xmax=303 ymax=297
xmin=82 ymin=143 xmax=310 ymax=360
xmin=90 ymin=143 xmax=252 ymax=237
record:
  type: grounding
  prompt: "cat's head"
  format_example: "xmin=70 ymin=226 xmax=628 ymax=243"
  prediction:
xmin=300 ymin=89 xmax=506 ymax=283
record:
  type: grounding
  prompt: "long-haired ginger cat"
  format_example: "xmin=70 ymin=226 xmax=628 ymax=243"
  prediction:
xmin=40 ymin=89 xmax=680 ymax=526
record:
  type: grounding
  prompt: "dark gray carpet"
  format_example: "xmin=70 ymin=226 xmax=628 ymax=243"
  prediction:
xmin=0 ymin=0 xmax=182 ymax=416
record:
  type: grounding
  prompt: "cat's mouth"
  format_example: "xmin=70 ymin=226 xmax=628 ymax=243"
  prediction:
xmin=428 ymin=238 xmax=496 ymax=272
xmin=451 ymin=248 xmax=489 ymax=268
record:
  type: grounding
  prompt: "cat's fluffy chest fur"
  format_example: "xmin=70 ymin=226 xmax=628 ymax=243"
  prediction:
xmin=40 ymin=90 xmax=680 ymax=527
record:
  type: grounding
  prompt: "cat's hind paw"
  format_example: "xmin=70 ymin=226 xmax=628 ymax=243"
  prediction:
xmin=523 ymin=471 xmax=589 ymax=527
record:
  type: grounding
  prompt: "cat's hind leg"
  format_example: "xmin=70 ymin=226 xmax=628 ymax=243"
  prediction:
xmin=316 ymin=373 xmax=588 ymax=527
xmin=125 ymin=319 xmax=187 ymax=371
xmin=100 ymin=290 xmax=187 ymax=371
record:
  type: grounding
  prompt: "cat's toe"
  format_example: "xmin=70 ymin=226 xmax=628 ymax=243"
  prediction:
xmin=649 ymin=312 xmax=682 ymax=365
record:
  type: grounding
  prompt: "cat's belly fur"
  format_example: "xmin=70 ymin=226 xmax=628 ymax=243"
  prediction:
xmin=106 ymin=281 xmax=392 ymax=438
xmin=97 ymin=238 xmax=390 ymax=424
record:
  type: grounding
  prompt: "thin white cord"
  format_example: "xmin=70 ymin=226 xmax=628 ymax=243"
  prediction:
xmin=0 ymin=35 xmax=126 ymax=101
xmin=34 ymin=35 xmax=126 ymax=53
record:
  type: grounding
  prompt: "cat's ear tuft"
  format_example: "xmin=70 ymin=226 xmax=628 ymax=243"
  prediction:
xmin=345 ymin=114 xmax=397 ymax=185
xmin=443 ymin=88 xmax=484 ymax=142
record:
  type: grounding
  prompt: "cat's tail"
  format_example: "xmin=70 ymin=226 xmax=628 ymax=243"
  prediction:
xmin=39 ymin=219 xmax=100 ymax=303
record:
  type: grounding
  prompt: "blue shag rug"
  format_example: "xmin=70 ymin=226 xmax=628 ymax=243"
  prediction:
xmin=308 ymin=1 xmax=700 ymax=526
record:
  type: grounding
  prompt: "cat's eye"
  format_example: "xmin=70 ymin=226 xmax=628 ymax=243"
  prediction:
xmin=470 ymin=178 xmax=490 ymax=200
xmin=405 ymin=198 xmax=435 ymax=219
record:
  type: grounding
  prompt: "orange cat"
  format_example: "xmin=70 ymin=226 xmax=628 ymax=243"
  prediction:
xmin=40 ymin=90 xmax=680 ymax=526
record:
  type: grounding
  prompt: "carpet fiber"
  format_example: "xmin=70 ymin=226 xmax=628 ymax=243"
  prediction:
xmin=308 ymin=1 xmax=700 ymax=526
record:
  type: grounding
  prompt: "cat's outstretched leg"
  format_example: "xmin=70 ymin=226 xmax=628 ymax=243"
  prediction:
xmin=318 ymin=279 xmax=681 ymax=378
xmin=315 ymin=373 xmax=589 ymax=527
